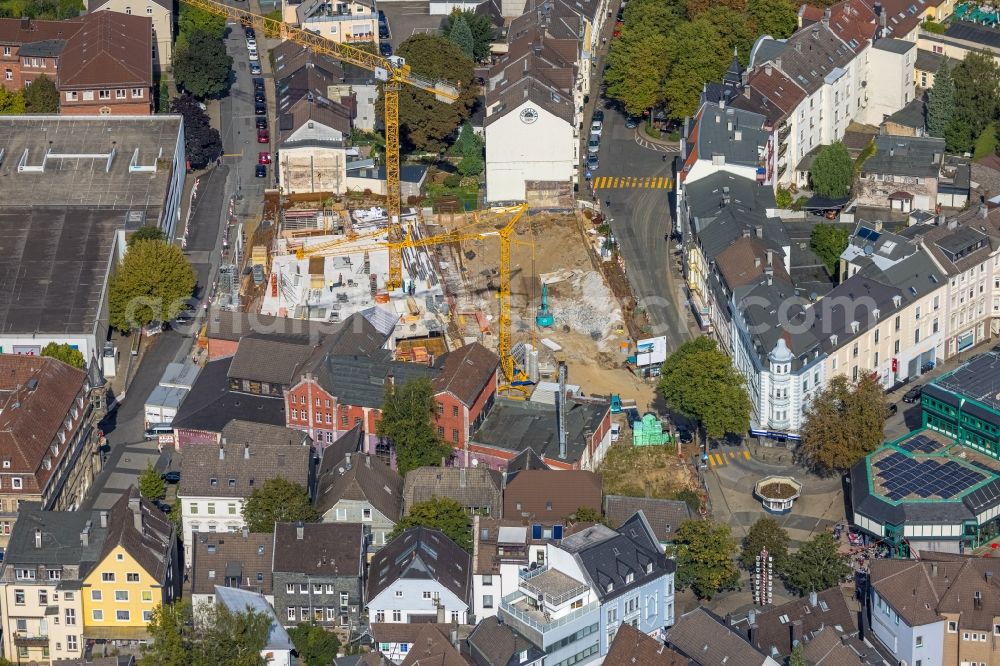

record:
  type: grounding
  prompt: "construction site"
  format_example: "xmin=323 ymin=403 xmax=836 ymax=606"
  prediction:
xmin=223 ymin=190 xmax=655 ymax=408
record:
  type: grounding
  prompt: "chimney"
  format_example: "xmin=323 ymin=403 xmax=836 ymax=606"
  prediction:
xmin=437 ymin=603 xmax=446 ymax=623
xmin=766 ymin=249 xmax=774 ymax=267
xmin=132 ymin=505 xmax=143 ymax=533
xmin=974 ymin=591 xmax=982 ymax=609
xmin=345 ymin=453 xmax=352 ymax=470
xmin=765 ymin=63 xmax=772 ymax=76
xmin=34 ymin=528 xmax=42 ymax=549
xmin=889 ymin=147 xmax=894 ymax=158
xmin=874 ymin=219 xmax=884 ymax=232
xmin=755 ymin=225 xmax=763 ymax=239
xmin=242 ymin=525 xmax=249 ymax=538
xmin=718 ymin=98 xmax=725 ymax=110
xmin=99 ymin=510 xmax=108 ymax=528
xmin=774 ymin=57 xmax=782 ymax=71
xmin=932 ymin=562 xmax=939 ymax=577
xmin=823 ymin=7 xmax=831 ymax=22
xmin=556 ymin=363 xmax=568 ymax=459
xmin=754 ymin=257 xmax=761 ymax=268
xmin=219 ymin=441 xmax=225 ymax=461
xmin=790 ymin=620 xmax=803 ymax=646
xmin=81 ymin=523 xmax=90 ymax=548
xmin=296 ymin=521 xmax=305 ymax=540
xmin=809 ymin=590 xmax=818 ymax=607
xmin=244 ymin=443 xmax=250 ymax=460
xmin=450 ymin=628 xmax=459 ymax=648
xmin=748 ymin=609 xmax=756 ymax=625
xmin=19 ymin=16 xmax=29 ymax=30
xmin=980 ymin=204 xmax=989 ymax=219
xmin=460 ymin=467 xmax=467 ymax=488
xmin=748 ymin=623 xmax=758 ymax=646
xmin=734 ymin=129 xmax=742 ymax=141
xmin=365 ymin=455 xmax=371 ymax=468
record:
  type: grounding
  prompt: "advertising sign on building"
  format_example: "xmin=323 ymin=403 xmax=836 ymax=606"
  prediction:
xmin=635 ymin=336 xmax=667 ymax=367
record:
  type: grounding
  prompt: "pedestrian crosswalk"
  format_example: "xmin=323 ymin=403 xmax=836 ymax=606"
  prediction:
xmin=592 ymin=176 xmax=673 ymax=190
xmin=706 ymin=449 xmax=752 ymax=467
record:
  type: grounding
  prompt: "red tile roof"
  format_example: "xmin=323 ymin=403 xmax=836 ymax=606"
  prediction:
xmin=57 ymin=11 xmax=152 ymax=89
xmin=0 ymin=17 xmax=82 ymax=45
xmin=0 ymin=354 xmax=87 ymax=495
xmin=746 ymin=64 xmax=806 ymax=117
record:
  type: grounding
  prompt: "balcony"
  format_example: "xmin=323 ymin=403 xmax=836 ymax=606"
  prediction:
xmin=13 ymin=631 xmax=49 ymax=646
xmin=519 ymin=567 xmax=590 ymax=607
xmin=778 ymin=124 xmax=791 ymax=141
xmin=499 ymin=592 xmax=598 ymax=648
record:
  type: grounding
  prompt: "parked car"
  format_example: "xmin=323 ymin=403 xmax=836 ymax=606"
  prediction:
xmin=625 ymin=116 xmax=639 ymax=129
xmin=258 ymin=151 xmax=271 ymax=164
xmin=144 ymin=424 xmax=173 ymax=440
xmin=153 ymin=500 xmax=172 ymax=514
xmin=174 ymin=311 xmax=194 ymax=325
xmin=249 ymin=50 xmax=259 ymax=62
xmin=255 ymin=116 xmax=268 ymax=129
xmin=676 ymin=427 xmax=693 ymax=444
xmin=255 ymin=164 xmax=267 ymax=178
xmin=611 ymin=423 xmax=621 ymax=442
xmin=254 ymin=101 xmax=266 ymax=115
xmin=161 ymin=470 xmax=181 ymax=484
xmin=903 ymin=385 xmax=923 ymax=403
xmin=246 ymin=38 xmax=256 ymax=49
xmin=254 ymin=91 xmax=266 ymax=104
xmin=586 ymin=153 xmax=599 ymax=170
xmin=250 ymin=61 xmax=262 ymax=75
xmin=253 ymin=77 xmax=265 ymax=92
xmin=143 ymin=320 xmax=166 ymax=336
xmin=244 ymin=27 xmax=255 ymax=39
xmin=587 ymin=133 xmax=600 ymax=153
xmin=885 ymin=403 xmax=898 ymax=419
xmin=379 ymin=25 xmax=390 ymax=39
xmin=257 ymin=128 xmax=269 ymax=143
xmin=593 ymin=109 xmax=604 ymax=122
xmin=379 ymin=42 xmax=393 ymax=57
xmin=591 ymin=118 xmax=603 ymax=135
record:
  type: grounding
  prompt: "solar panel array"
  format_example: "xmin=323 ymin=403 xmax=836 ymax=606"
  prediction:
xmin=873 ymin=451 xmax=986 ymax=501
xmin=898 ymin=434 xmax=948 ymax=455
xmin=857 ymin=227 xmax=882 ymax=243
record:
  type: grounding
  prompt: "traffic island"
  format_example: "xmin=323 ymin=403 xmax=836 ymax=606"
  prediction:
xmin=754 ymin=475 xmax=802 ymax=515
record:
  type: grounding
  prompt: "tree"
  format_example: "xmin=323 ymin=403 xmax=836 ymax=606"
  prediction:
xmin=129 ymin=225 xmax=167 ymax=246
xmin=171 ymin=93 xmax=223 ymax=168
xmin=288 ymin=623 xmax=341 ymax=666
xmin=747 ymin=0 xmax=797 ymax=39
xmin=788 ymin=642 xmax=806 ymax=666
xmin=572 ymin=506 xmax=605 ymax=524
xmin=799 ymin=374 xmax=885 ymax=474
xmin=384 ymin=35 xmax=477 ymax=152
xmin=177 ymin=3 xmax=226 ymax=40
xmin=41 ymin=342 xmax=85 ymax=369
xmin=684 ymin=0 xmax=745 ymax=19
xmin=672 ymin=488 xmax=702 ymax=513
xmin=173 ymin=28 xmax=232 ymax=99
xmin=926 ymin=61 xmax=954 ymax=139
xmin=740 ymin=517 xmax=789 ymax=571
xmin=376 ymin=377 xmax=451 ymax=475
xmin=447 ymin=13 xmax=475 ymax=60
xmin=0 ymin=87 xmax=25 ymax=114
xmin=810 ymin=142 xmax=853 ymax=198
xmin=108 ymin=239 xmax=196 ymax=332
xmin=662 ymin=18 xmax=732 ymax=119
xmin=658 ymin=337 xmax=752 ymax=440
xmin=457 ymin=131 xmax=484 ymax=176
xmin=141 ymin=601 xmax=195 ymax=666
xmin=390 ymin=496 xmax=472 ymax=550
xmin=604 ymin=30 xmax=670 ymax=116
xmin=139 ymin=461 xmax=166 ymax=501
xmin=945 ymin=117 xmax=975 ymax=155
xmin=24 ymin=73 xmax=58 ymax=112
xmin=951 ymin=50 xmax=1000 ymax=140
xmin=196 ymin=602 xmax=271 ymax=666
xmin=783 ymin=532 xmax=851 ymax=595
xmin=0 ymin=0 xmax=83 ymax=20
xmin=442 ymin=9 xmax=495 ymax=61
xmin=673 ymin=520 xmax=740 ymax=599
xmin=242 ymin=477 xmax=319 ymax=533
xmin=809 ymin=223 xmax=850 ymax=276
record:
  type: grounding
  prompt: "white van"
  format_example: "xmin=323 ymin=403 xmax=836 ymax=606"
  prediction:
xmin=144 ymin=423 xmax=173 ymax=440
xmin=611 ymin=423 xmax=621 ymax=442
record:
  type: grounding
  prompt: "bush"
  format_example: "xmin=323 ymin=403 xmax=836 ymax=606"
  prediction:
xmin=922 ymin=19 xmax=947 ymax=34
xmin=775 ymin=187 xmax=793 ymax=209
xmin=443 ymin=173 xmax=462 ymax=187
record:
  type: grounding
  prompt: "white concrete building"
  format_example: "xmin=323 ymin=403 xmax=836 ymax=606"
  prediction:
xmin=864 ymin=38 xmax=917 ymax=125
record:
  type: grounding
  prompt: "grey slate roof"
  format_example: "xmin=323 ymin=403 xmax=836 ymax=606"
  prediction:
xmin=18 ymin=38 xmax=65 ymax=57
xmin=689 ymin=104 xmax=768 ymax=169
xmin=466 ymin=616 xmax=545 ymax=666
xmin=227 ymin=335 xmax=318 ymax=386
xmin=177 ymin=439 xmax=311 ymax=499
xmin=750 ymin=39 xmax=788 ymax=68
xmin=472 ymin=398 xmax=609 ymax=464
xmin=944 ymin=19 xmax=1000 ymax=50
xmin=873 ymin=37 xmax=914 ymax=54
xmin=666 ymin=607 xmax=769 ymax=666
xmin=774 ymin=23 xmax=856 ymax=94
xmin=367 ymin=526 xmax=470 ymax=603
xmin=99 ymin=488 xmax=175 ymax=585
xmin=914 ymin=48 xmax=953 ymax=74
xmin=170 ymin=357 xmax=287 ymax=433
xmin=272 ymin=522 xmax=364 ymax=576
xmin=403 ymin=467 xmax=503 ymax=516
xmin=560 ymin=512 xmax=675 ymax=603
xmin=504 ymin=447 xmax=549 ymax=482
xmin=863 ymin=135 xmax=944 ymax=178
xmin=314 ymin=446 xmax=403 ymax=521
xmin=220 ymin=420 xmax=312 ymax=449
xmin=4 ymin=502 xmax=108 ymax=569
xmin=604 ymin=496 xmax=693 ymax=543
xmin=316 ymin=351 xmax=437 ymax=409
xmin=884 ymin=98 xmax=925 ymax=131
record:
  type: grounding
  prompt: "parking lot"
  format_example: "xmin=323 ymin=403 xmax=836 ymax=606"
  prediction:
xmin=377 ymin=2 xmax=445 ymax=48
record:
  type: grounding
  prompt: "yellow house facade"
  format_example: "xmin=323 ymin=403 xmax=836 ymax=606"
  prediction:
xmin=80 ymin=489 xmax=178 ymax=649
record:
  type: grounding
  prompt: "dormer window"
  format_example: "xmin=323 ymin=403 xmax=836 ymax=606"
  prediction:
xmin=228 ymin=479 xmax=236 ymax=488
xmin=625 ymin=572 xmax=634 ymax=584
xmin=606 ymin=582 xmax=614 ymax=593
xmin=830 ymin=334 xmax=838 ymax=346
xmin=209 ymin=478 xmax=218 ymax=487
xmin=893 ymin=295 xmax=902 ymax=308
xmin=646 ymin=562 xmax=653 ymax=573
xmin=850 ymin=321 xmax=859 ymax=334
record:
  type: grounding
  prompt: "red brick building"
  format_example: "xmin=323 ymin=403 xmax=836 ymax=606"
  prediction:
xmin=0 ymin=12 xmax=152 ymax=115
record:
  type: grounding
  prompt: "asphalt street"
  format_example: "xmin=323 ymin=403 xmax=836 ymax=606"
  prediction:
xmin=81 ymin=33 xmax=247 ymax=511
xmin=589 ymin=107 xmax=692 ymax=352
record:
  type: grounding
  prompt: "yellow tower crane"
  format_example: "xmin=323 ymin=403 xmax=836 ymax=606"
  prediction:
xmin=181 ymin=0 xmax=461 ymax=288
xmin=297 ymin=204 xmax=532 ymax=392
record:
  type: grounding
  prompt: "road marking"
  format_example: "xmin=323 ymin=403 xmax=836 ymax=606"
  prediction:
xmin=743 ymin=450 xmax=751 ymax=460
xmin=729 ymin=451 xmax=736 ymax=459
xmin=222 ymin=153 xmax=244 ymax=158
xmin=593 ymin=176 xmax=673 ymax=190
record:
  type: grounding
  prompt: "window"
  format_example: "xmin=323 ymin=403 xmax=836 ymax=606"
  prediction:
xmin=99 ymin=89 xmax=110 ymax=99
xmin=13 ymin=589 xmax=24 ymax=605
xmin=916 ymin=635 xmax=923 ymax=647
xmin=145 ymin=5 xmax=152 ymax=12
xmin=2 ymin=47 xmax=8 ymax=55
xmin=124 ymin=5 xmax=131 ymax=12
xmin=142 ymin=590 xmax=152 ymax=602
xmin=362 ymin=508 xmax=372 ymax=521
xmin=607 ymin=607 xmax=618 ymax=624
xmin=207 ymin=503 xmax=216 ymax=515
xmin=335 ymin=508 xmax=347 ymax=521
xmin=189 ymin=503 xmax=198 ymax=514
xmin=16 ymin=569 xmax=35 ymax=580
xmin=451 ymin=611 xmax=459 ymax=623
xmin=38 ymin=590 xmax=47 ymax=605
xmin=483 ymin=594 xmax=494 ymax=608
xmin=83 ymin=90 xmax=93 ymax=100
xmin=91 ymin=590 xmax=102 ymax=601
xmin=127 ymin=572 xmax=140 ymax=582
xmin=115 ymin=89 xmax=126 ymax=99
xmin=452 ymin=405 xmax=459 ymax=417
xmin=483 ymin=574 xmax=493 ymax=587
xmin=452 ymin=428 xmax=459 ymax=442
xmin=115 ymin=590 xmax=129 ymax=602
xmin=340 ymin=591 xmax=349 ymax=608
xmin=3 ymin=69 xmax=9 ymax=80
xmin=313 ymin=584 xmax=323 ymax=594
xmin=92 ymin=610 xmax=104 ymax=621
xmin=299 ymin=584 xmax=308 ymax=594
xmin=392 ymin=610 xmax=401 ymax=622
xmin=65 ymin=609 xmax=76 ymax=625
xmin=228 ymin=503 xmax=237 ymax=515
xmin=65 ymin=90 xmax=78 ymax=101
xmin=143 ymin=610 xmax=153 ymax=622
xmin=423 ymin=591 xmax=432 ymax=599
xmin=68 ymin=635 xmax=78 ymax=651
xmin=116 ymin=610 xmax=130 ymax=621
xmin=375 ymin=611 xmax=385 ymax=623
xmin=286 ymin=583 xmax=295 ymax=593
xmin=101 ymin=572 xmax=115 ymax=582
xmin=949 ymin=621 xmax=958 ymax=632
xmin=395 ymin=590 xmax=404 ymax=598
xmin=287 ymin=608 xmax=296 ymax=621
